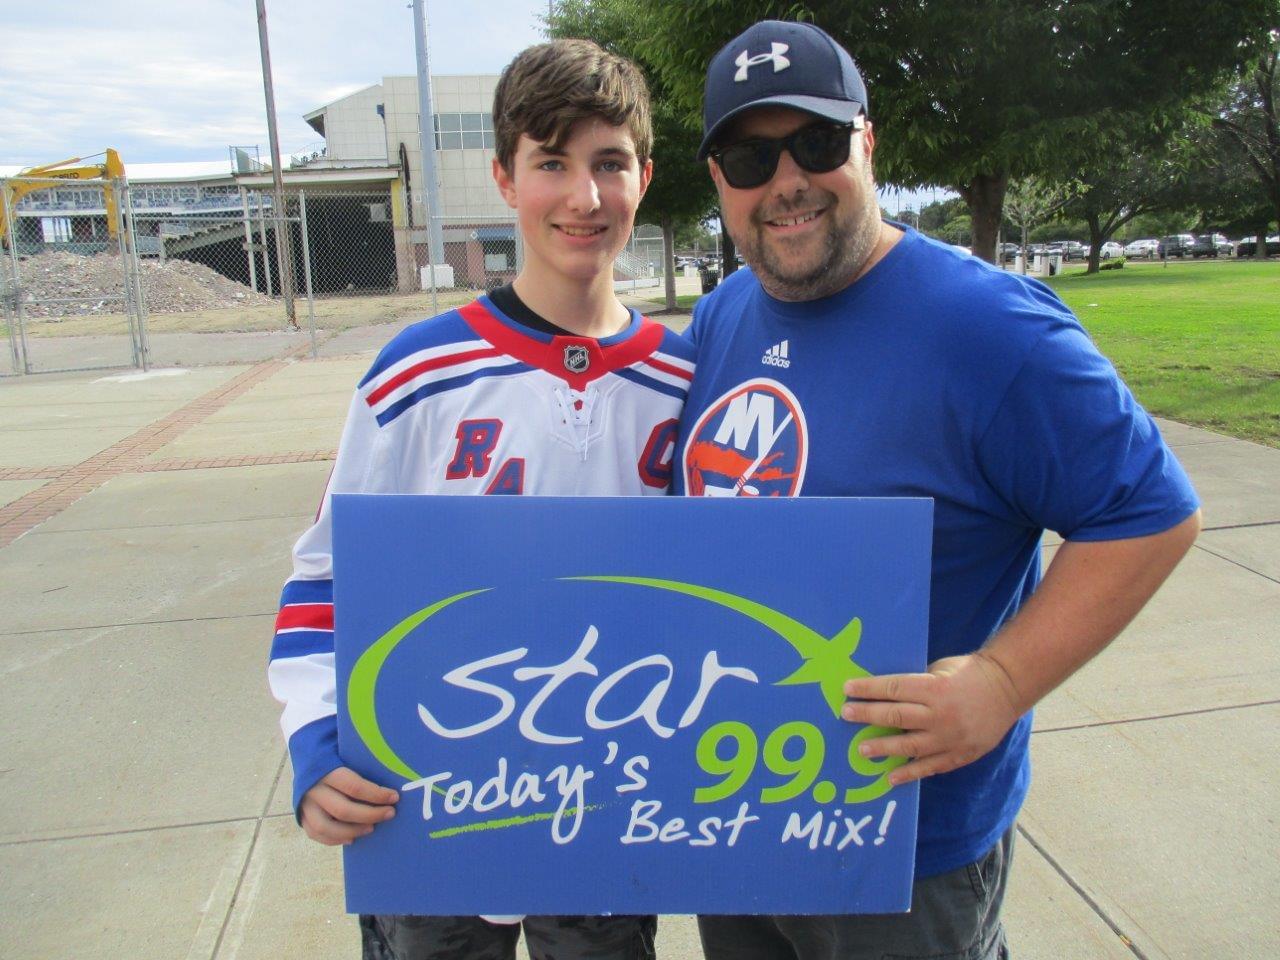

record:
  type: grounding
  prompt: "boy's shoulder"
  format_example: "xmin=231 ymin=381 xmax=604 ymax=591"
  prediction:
xmin=359 ymin=305 xmax=484 ymax=390
xmin=647 ymin=318 xmax=697 ymax=365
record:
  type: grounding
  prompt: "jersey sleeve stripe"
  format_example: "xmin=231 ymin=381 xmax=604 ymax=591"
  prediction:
xmin=644 ymin=355 xmax=695 ymax=381
xmin=270 ymin=629 xmax=336 ymax=661
xmin=375 ymin=361 xmax=533 ymax=426
xmin=613 ymin=367 xmax=690 ymax=401
xmin=357 ymin=314 xmax=485 ymax=388
xmin=365 ymin=355 xmax=520 ymax=418
xmin=364 ymin=346 xmax=504 ymax=406
xmin=280 ymin=578 xmax=333 ymax=606
xmin=630 ymin=361 xmax=697 ymax=393
xmin=275 ymin=603 xmax=334 ymax=632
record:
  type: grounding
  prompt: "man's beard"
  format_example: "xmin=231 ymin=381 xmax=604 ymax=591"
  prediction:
xmin=735 ymin=175 xmax=882 ymax=302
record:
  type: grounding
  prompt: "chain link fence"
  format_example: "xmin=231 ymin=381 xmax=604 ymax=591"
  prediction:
xmin=2 ymin=175 xmax=150 ymax=376
xmin=429 ymin=215 xmax=521 ymax=293
xmin=2 ymin=172 xmax=677 ymax=376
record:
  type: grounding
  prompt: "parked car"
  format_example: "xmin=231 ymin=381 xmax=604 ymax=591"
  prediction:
xmin=997 ymin=242 xmax=1020 ymax=263
xmin=1123 ymin=238 xmax=1160 ymax=258
xmin=1082 ymin=242 xmax=1119 ymax=259
xmin=1056 ymin=240 xmax=1085 ymax=260
xmin=1189 ymin=234 xmax=1233 ymax=258
xmin=1157 ymin=234 xmax=1195 ymax=258
xmin=1190 ymin=235 xmax=1218 ymax=258
xmin=1235 ymin=235 xmax=1280 ymax=257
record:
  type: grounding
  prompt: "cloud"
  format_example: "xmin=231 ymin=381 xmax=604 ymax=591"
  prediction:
xmin=1 ymin=0 xmax=547 ymax=165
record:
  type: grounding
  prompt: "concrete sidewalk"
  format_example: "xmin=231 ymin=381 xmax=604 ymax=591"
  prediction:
xmin=0 ymin=325 xmax=1276 ymax=960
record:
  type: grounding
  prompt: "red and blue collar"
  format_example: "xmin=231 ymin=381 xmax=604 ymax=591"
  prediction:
xmin=460 ymin=296 xmax=666 ymax=390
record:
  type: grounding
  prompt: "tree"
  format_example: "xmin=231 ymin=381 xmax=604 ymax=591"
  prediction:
xmin=917 ymin=197 xmax=968 ymax=236
xmin=675 ymin=218 xmax=716 ymax=253
xmin=1003 ymin=177 xmax=1074 ymax=273
xmin=1210 ymin=30 xmax=1280 ymax=245
xmin=631 ymin=0 xmax=1275 ymax=263
xmin=1058 ymin=119 xmax=1216 ymax=273
xmin=1121 ymin=210 xmax=1197 ymax=241
xmin=1188 ymin=119 xmax=1278 ymax=256
xmin=547 ymin=0 xmax=719 ymax=310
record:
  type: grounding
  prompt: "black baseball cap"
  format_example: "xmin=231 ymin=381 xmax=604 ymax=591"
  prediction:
xmin=697 ymin=20 xmax=869 ymax=160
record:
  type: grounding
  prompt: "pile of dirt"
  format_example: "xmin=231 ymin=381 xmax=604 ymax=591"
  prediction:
xmin=14 ymin=250 xmax=274 ymax=318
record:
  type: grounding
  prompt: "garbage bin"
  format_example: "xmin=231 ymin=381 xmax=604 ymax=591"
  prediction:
xmin=699 ymin=266 xmax=720 ymax=293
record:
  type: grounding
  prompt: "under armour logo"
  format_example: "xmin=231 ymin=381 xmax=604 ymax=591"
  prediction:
xmin=734 ymin=43 xmax=791 ymax=82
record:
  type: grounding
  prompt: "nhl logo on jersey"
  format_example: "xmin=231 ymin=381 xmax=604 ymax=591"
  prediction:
xmin=682 ymin=378 xmax=808 ymax=497
xmin=563 ymin=345 xmax=591 ymax=374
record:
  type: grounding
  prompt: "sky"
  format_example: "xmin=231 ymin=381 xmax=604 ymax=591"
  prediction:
xmin=0 ymin=0 xmax=551 ymax=167
xmin=0 ymin=0 xmax=943 ymax=209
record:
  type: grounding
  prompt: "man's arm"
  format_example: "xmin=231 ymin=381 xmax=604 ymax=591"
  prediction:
xmin=842 ymin=510 xmax=1202 ymax=785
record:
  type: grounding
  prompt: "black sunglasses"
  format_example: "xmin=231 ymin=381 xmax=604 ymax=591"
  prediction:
xmin=710 ymin=118 xmax=863 ymax=190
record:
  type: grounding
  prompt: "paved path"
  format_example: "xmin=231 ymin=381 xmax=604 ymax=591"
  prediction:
xmin=0 ymin=323 xmax=1276 ymax=960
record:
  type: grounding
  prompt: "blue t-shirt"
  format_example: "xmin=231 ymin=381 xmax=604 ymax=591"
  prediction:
xmin=673 ymin=227 xmax=1199 ymax=878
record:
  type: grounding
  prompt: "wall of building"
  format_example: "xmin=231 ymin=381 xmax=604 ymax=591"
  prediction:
xmin=380 ymin=75 xmax=509 ymax=224
xmin=316 ymin=85 xmax=390 ymax=165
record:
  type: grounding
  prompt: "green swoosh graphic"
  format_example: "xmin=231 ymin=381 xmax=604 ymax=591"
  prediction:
xmin=347 ymin=588 xmax=489 ymax=781
xmin=563 ymin=576 xmax=868 ymax=716
xmin=428 ymin=805 xmax=599 ymax=839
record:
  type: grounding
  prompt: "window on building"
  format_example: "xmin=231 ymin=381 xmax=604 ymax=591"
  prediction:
xmin=434 ymin=112 xmax=495 ymax=150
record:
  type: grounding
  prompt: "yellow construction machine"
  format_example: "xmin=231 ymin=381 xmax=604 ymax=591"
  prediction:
xmin=0 ymin=149 xmax=126 ymax=250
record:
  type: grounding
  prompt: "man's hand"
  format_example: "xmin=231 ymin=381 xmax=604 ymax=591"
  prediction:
xmin=842 ymin=512 xmax=1202 ymax=787
xmin=300 ymin=767 xmax=400 ymax=846
xmin=841 ymin=651 xmax=1025 ymax=786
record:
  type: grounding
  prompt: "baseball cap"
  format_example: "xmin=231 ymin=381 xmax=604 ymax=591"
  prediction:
xmin=697 ymin=20 xmax=869 ymax=160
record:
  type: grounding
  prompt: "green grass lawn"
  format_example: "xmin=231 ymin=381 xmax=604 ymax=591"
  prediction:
xmin=651 ymin=258 xmax=1279 ymax=447
xmin=644 ymin=292 xmax=703 ymax=310
xmin=1046 ymin=259 xmax=1279 ymax=447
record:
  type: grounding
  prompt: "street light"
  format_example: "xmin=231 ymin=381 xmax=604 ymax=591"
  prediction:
xmin=254 ymin=0 xmax=298 ymax=330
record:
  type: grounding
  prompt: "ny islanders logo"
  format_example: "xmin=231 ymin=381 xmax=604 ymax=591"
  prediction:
xmin=683 ymin=379 xmax=807 ymax=497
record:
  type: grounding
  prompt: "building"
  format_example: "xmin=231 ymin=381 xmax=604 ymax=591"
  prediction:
xmin=299 ymin=74 xmax=521 ymax=291
xmin=2 ymin=73 xmax=651 ymax=296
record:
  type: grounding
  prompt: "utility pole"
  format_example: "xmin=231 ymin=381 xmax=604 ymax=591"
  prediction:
xmin=413 ymin=0 xmax=446 ymax=271
xmin=255 ymin=0 xmax=298 ymax=329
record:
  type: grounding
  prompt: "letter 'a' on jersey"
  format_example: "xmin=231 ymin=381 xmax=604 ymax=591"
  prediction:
xmin=268 ymin=296 xmax=695 ymax=813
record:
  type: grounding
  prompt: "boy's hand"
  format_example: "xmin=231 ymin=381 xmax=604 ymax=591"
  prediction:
xmin=300 ymin=767 xmax=399 ymax=846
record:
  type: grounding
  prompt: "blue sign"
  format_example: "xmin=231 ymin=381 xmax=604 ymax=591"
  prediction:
xmin=332 ymin=495 xmax=931 ymax=916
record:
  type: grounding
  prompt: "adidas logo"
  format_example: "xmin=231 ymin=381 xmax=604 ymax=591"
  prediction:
xmin=761 ymin=339 xmax=791 ymax=368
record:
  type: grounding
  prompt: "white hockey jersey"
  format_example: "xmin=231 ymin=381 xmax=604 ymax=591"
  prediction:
xmin=268 ymin=296 xmax=695 ymax=813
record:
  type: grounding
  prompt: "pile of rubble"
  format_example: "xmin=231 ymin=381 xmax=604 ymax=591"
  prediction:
xmin=14 ymin=250 xmax=275 ymax=317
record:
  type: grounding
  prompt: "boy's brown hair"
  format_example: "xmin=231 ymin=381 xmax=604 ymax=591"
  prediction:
xmin=493 ymin=38 xmax=652 ymax=172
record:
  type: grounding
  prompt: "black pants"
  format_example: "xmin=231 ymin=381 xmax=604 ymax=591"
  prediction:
xmin=361 ymin=913 xmax=656 ymax=960
xmin=699 ymin=828 xmax=1014 ymax=960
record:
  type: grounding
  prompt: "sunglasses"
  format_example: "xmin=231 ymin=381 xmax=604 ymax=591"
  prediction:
xmin=710 ymin=117 xmax=863 ymax=190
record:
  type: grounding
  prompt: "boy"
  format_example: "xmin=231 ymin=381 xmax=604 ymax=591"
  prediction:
xmin=267 ymin=39 xmax=693 ymax=960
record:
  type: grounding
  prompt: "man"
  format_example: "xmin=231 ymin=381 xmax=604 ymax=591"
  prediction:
xmin=269 ymin=38 xmax=690 ymax=960
xmin=676 ymin=20 xmax=1200 ymax=960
